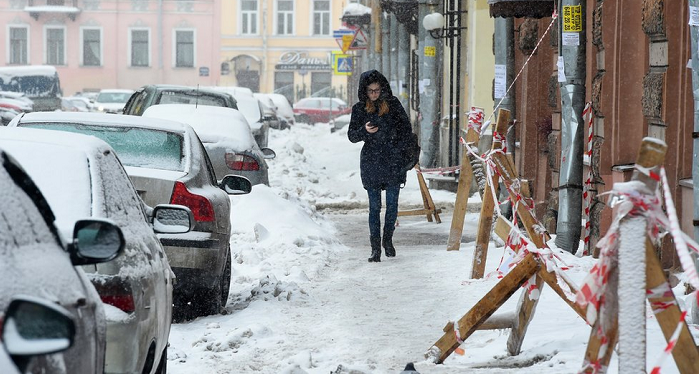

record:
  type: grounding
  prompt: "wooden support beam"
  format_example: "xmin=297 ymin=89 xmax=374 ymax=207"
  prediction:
xmin=470 ymin=109 xmax=510 ymax=278
xmin=397 ymin=208 xmax=443 ymax=217
xmin=582 ymin=261 xmax=619 ymax=372
xmin=426 ymin=253 xmax=540 ymax=364
xmin=399 ymin=164 xmax=441 ymax=223
xmin=645 ymin=239 xmax=699 ymax=374
xmin=447 ymin=126 xmax=481 ymax=251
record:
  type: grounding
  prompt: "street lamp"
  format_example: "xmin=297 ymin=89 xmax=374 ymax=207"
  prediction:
xmin=422 ymin=12 xmax=445 ymax=39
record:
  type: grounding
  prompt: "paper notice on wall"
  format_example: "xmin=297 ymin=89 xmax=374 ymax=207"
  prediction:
xmin=557 ymin=56 xmax=566 ymax=82
xmin=419 ymin=79 xmax=430 ymax=94
xmin=562 ymin=32 xmax=580 ymax=46
xmin=690 ymin=6 xmax=699 ymax=26
xmin=494 ymin=64 xmax=506 ymax=99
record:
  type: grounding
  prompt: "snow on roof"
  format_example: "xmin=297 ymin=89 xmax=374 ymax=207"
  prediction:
xmin=23 ymin=6 xmax=80 ymax=13
xmin=98 ymin=89 xmax=135 ymax=94
xmin=0 ymin=65 xmax=57 ymax=80
xmin=142 ymin=104 xmax=257 ymax=149
xmin=16 ymin=112 xmax=189 ymax=134
xmin=343 ymin=3 xmax=371 ymax=16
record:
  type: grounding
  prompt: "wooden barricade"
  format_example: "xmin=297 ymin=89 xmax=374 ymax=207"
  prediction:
xmin=581 ymin=138 xmax=699 ymax=373
xmin=470 ymin=109 xmax=510 ymax=277
xmin=426 ymin=131 xmax=586 ymax=364
xmin=397 ymin=163 xmax=441 ymax=223
xmin=447 ymin=108 xmax=483 ymax=251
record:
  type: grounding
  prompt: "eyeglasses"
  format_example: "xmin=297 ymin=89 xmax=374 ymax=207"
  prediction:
xmin=367 ymin=88 xmax=381 ymax=94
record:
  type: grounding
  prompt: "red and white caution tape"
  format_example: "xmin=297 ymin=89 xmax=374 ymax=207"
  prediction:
xmin=579 ymin=102 xmax=594 ymax=257
xmin=650 ymin=311 xmax=688 ymax=374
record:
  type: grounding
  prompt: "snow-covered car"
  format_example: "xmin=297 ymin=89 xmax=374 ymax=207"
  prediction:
xmin=255 ymin=93 xmax=295 ymax=128
xmin=95 ymin=89 xmax=134 ymax=114
xmin=293 ymin=97 xmax=351 ymax=124
xmin=1 ymin=296 xmax=77 ymax=374
xmin=0 ymin=147 xmax=125 ymax=374
xmin=331 ymin=114 xmax=351 ymax=133
xmin=122 ymin=84 xmax=238 ymax=116
xmin=209 ymin=86 xmax=272 ymax=147
xmin=143 ymin=104 xmax=276 ymax=186
xmin=0 ymin=107 xmax=19 ymax=126
xmin=0 ymin=127 xmax=194 ymax=374
xmin=8 ymin=111 xmax=253 ymax=320
xmin=64 ymin=96 xmax=94 ymax=112
xmin=0 ymin=97 xmax=32 ymax=113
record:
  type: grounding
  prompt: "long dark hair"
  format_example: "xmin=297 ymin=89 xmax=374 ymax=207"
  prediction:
xmin=365 ymin=99 xmax=389 ymax=116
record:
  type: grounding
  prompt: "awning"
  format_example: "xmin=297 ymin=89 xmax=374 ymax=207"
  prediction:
xmin=488 ymin=0 xmax=555 ymax=19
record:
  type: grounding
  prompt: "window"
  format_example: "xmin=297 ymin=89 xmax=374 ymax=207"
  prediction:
xmin=241 ymin=0 xmax=258 ymax=35
xmin=311 ymin=72 xmax=331 ymax=96
xmin=312 ymin=0 xmax=330 ymax=36
xmin=9 ymin=27 xmax=28 ymax=65
xmin=174 ymin=30 xmax=194 ymax=67
xmin=276 ymin=0 xmax=294 ymax=35
xmin=48 ymin=0 xmax=65 ymax=5
xmin=46 ymin=27 xmax=65 ymax=65
xmin=82 ymin=28 xmax=101 ymax=66
xmin=130 ymin=29 xmax=149 ymax=67
xmin=274 ymin=71 xmax=294 ymax=103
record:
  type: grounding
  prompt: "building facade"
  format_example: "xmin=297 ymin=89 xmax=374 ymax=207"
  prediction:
xmin=221 ymin=0 xmax=348 ymax=104
xmin=0 ymin=0 xmax=222 ymax=96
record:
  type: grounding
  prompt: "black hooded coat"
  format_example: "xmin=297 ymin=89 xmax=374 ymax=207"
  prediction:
xmin=348 ymin=70 xmax=413 ymax=190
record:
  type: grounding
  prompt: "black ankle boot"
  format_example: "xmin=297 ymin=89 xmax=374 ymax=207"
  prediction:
xmin=368 ymin=236 xmax=381 ymax=262
xmin=383 ymin=231 xmax=396 ymax=257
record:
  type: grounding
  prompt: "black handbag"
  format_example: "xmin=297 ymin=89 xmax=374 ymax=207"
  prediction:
xmin=399 ymin=132 xmax=420 ymax=173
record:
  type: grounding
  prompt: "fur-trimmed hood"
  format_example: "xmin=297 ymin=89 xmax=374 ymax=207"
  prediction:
xmin=357 ymin=70 xmax=393 ymax=103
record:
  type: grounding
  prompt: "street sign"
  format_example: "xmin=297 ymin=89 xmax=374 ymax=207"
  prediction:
xmin=349 ymin=29 xmax=368 ymax=50
xmin=199 ymin=67 xmax=209 ymax=77
xmin=332 ymin=52 xmax=352 ymax=76
xmin=334 ymin=29 xmax=356 ymax=53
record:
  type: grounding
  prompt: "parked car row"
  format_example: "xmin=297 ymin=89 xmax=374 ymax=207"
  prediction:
xmin=0 ymin=95 xmax=268 ymax=371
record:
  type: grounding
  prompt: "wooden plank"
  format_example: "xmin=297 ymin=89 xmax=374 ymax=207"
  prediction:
xmin=470 ymin=109 xmax=510 ymax=279
xmin=645 ymin=239 xmax=699 ymax=374
xmin=506 ymin=272 xmax=545 ymax=355
xmin=415 ymin=165 xmax=433 ymax=222
xmin=479 ymin=311 xmax=516 ymax=330
xmin=493 ymin=215 xmax=512 ymax=243
xmin=397 ymin=208 xmax=443 ymax=217
xmin=426 ymin=253 xmax=540 ymax=364
xmin=447 ymin=127 xmax=481 ymax=250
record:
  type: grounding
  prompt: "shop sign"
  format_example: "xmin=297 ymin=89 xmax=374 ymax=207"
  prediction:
xmin=275 ymin=51 xmax=331 ymax=71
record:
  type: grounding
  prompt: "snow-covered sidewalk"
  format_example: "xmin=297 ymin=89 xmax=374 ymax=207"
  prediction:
xmin=167 ymin=123 xmax=691 ymax=374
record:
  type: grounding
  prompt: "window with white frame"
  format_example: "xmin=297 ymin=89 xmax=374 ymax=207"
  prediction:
xmin=46 ymin=27 xmax=65 ymax=65
xmin=130 ymin=29 xmax=149 ymax=67
xmin=241 ymin=0 xmax=258 ymax=35
xmin=82 ymin=28 xmax=101 ymax=66
xmin=175 ymin=30 xmax=194 ymax=67
xmin=9 ymin=27 xmax=28 ymax=65
xmin=276 ymin=0 xmax=294 ymax=35
xmin=313 ymin=0 xmax=330 ymax=36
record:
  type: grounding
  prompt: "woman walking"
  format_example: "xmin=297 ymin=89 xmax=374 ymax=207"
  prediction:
xmin=348 ymin=70 xmax=413 ymax=262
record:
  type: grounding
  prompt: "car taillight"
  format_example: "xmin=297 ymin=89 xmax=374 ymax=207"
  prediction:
xmin=170 ymin=181 xmax=215 ymax=222
xmin=225 ymin=153 xmax=259 ymax=171
xmin=93 ymin=279 xmax=135 ymax=314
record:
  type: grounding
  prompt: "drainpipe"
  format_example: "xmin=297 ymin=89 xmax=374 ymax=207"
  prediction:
xmin=372 ymin=0 xmax=382 ymax=71
xmin=389 ymin=12 xmax=399 ymax=94
xmin=158 ymin=0 xmax=163 ymax=73
xmin=418 ymin=0 xmax=442 ymax=168
xmin=688 ymin=0 xmax=699 ymax=323
xmin=397 ymin=18 xmax=410 ymax=112
xmin=555 ymin=0 xmax=586 ymax=252
xmin=494 ymin=16 xmax=515 ymax=216
xmin=382 ymin=10 xmax=391 ymax=78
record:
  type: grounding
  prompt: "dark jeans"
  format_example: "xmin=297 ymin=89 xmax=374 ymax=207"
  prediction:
xmin=367 ymin=185 xmax=400 ymax=238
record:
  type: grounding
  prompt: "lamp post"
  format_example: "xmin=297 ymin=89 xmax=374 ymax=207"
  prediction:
xmin=417 ymin=1 xmax=443 ymax=168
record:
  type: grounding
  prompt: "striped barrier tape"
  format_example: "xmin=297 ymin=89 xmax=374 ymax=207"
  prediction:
xmin=580 ymin=102 xmax=594 ymax=256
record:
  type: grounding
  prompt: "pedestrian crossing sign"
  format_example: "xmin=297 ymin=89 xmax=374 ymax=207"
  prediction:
xmin=332 ymin=52 xmax=352 ymax=76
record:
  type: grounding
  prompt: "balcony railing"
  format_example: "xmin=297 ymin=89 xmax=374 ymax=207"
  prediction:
xmin=25 ymin=0 xmax=82 ymax=21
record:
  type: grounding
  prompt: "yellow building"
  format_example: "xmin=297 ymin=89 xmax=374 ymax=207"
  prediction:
xmin=221 ymin=0 xmax=349 ymax=104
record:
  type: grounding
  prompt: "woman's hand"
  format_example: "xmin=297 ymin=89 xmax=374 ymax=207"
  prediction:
xmin=365 ymin=122 xmax=378 ymax=134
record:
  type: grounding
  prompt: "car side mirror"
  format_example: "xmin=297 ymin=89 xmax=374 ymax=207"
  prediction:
xmin=152 ymin=204 xmax=195 ymax=234
xmin=260 ymin=148 xmax=276 ymax=160
xmin=68 ymin=219 xmax=124 ymax=266
xmin=219 ymin=175 xmax=252 ymax=195
xmin=3 ymin=296 xmax=75 ymax=373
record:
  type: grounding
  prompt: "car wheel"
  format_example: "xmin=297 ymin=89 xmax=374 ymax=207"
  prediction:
xmin=220 ymin=250 xmax=232 ymax=309
xmin=155 ymin=347 xmax=167 ymax=374
xmin=299 ymin=114 xmax=311 ymax=124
